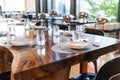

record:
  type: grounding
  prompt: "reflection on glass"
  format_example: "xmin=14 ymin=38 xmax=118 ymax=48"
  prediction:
xmin=53 ymin=25 xmax=60 ymax=36
xmin=54 ymin=0 xmax=70 ymax=15
xmin=37 ymin=48 xmax=46 ymax=56
xmin=37 ymin=48 xmax=48 ymax=64
xmin=47 ymin=0 xmax=52 ymax=12
xmin=53 ymin=35 xmax=60 ymax=44
xmin=36 ymin=30 xmax=46 ymax=46
xmin=40 ymin=0 xmax=43 ymax=12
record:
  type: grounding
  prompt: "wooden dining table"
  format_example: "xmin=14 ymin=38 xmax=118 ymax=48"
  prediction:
xmin=0 ymin=24 xmax=120 ymax=80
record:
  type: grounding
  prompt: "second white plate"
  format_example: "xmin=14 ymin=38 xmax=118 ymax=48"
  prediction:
xmin=7 ymin=39 xmax=33 ymax=47
xmin=66 ymin=41 xmax=91 ymax=49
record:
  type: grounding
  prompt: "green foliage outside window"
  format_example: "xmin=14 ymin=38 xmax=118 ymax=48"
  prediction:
xmin=86 ymin=0 xmax=118 ymax=22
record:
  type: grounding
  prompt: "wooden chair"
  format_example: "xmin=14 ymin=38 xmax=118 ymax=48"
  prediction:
xmin=85 ymin=28 xmax=104 ymax=73
xmin=0 ymin=46 xmax=13 ymax=80
xmin=96 ymin=17 xmax=108 ymax=29
xmin=38 ymin=13 xmax=49 ymax=26
xmin=69 ymin=56 xmax=120 ymax=80
xmin=85 ymin=28 xmax=104 ymax=36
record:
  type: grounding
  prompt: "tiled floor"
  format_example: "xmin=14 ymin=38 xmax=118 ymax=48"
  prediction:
xmin=69 ymin=50 xmax=120 ymax=78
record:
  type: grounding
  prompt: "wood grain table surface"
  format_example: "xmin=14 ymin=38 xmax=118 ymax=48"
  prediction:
xmin=0 ymin=26 xmax=120 ymax=80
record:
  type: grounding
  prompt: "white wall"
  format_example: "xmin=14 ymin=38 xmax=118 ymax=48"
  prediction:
xmin=25 ymin=0 xmax=36 ymax=12
xmin=0 ymin=0 xmax=25 ymax=11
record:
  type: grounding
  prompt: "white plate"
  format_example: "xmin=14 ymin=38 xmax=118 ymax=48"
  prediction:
xmin=34 ymin=26 xmax=48 ymax=30
xmin=66 ymin=41 xmax=91 ymax=49
xmin=64 ymin=31 xmax=74 ymax=36
xmin=7 ymin=39 xmax=32 ymax=47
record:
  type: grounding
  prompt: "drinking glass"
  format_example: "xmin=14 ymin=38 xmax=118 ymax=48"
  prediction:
xmin=36 ymin=30 xmax=46 ymax=46
xmin=7 ymin=26 xmax=16 ymax=40
xmin=72 ymin=31 xmax=80 ymax=42
xmin=53 ymin=25 xmax=60 ymax=36
xmin=76 ymin=25 xmax=85 ymax=37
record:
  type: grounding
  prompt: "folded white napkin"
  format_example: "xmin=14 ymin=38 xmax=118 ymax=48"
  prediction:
xmin=104 ymin=23 xmax=114 ymax=30
xmin=87 ymin=24 xmax=95 ymax=29
xmin=96 ymin=24 xmax=104 ymax=30
xmin=113 ymin=22 xmax=119 ymax=30
xmin=64 ymin=31 xmax=74 ymax=36
xmin=118 ymin=23 xmax=120 ymax=29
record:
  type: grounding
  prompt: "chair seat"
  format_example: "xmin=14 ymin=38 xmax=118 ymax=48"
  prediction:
xmin=69 ymin=72 xmax=96 ymax=80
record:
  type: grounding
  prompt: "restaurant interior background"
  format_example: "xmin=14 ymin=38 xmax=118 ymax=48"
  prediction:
xmin=0 ymin=0 xmax=120 ymax=80
xmin=0 ymin=0 xmax=119 ymax=22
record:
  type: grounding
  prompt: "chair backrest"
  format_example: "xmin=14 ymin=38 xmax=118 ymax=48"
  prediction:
xmin=96 ymin=17 xmax=108 ymax=24
xmin=50 ymin=10 xmax=58 ymax=17
xmin=38 ymin=13 xmax=48 ymax=20
xmin=96 ymin=57 xmax=120 ymax=80
xmin=85 ymin=28 xmax=104 ymax=36
xmin=62 ymin=14 xmax=74 ymax=22
xmin=79 ymin=12 xmax=89 ymax=18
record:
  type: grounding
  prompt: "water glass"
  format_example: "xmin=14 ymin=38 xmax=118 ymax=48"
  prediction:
xmin=76 ymin=26 xmax=85 ymax=37
xmin=7 ymin=26 xmax=16 ymax=40
xmin=53 ymin=25 xmax=60 ymax=36
xmin=36 ymin=30 xmax=46 ymax=46
xmin=72 ymin=31 xmax=80 ymax=42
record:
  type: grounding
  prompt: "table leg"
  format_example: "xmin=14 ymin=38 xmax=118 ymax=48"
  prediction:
xmin=80 ymin=61 xmax=88 ymax=73
xmin=0 ymin=53 xmax=5 ymax=72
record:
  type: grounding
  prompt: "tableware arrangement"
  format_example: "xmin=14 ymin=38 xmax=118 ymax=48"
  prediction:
xmin=51 ymin=42 xmax=75 ymax=54
xmin=72 ymin=31 xmax=80 ymax=41
xmin=66 ymin=41 xmax=92 ymax=49
xmin=7 ymin=38 xmax=33 ymax=47
xmin=51 ymin=40 xmax=93 ymax=54
xmin=53 ymin=25 xmax=60 ymax=36
xmin=36 ymin=30 xmax=46 ymax=46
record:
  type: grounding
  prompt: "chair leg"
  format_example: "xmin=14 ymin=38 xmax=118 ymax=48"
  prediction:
xmin=92 ymin=60 xmax=97 ymax=73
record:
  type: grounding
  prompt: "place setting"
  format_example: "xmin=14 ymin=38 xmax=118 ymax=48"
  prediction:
xmin=4 ymin=26 xmax=34 ymax=48
xmin=51 ymin=40 xmax=93 ymax=54
xmin=7 ymin=38 xmax=33 ymax=47
xmin=51 ymin=27 xmax=100 ymax=54
xmin=6 ymin=29 xmax=46 ymax=49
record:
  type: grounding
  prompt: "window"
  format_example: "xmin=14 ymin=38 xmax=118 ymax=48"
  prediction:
xmin=40 ymin=0 xmax=43 ymax=12
xmin=47 ymin=0 xmax=52 ymax=12
xmin=76 ymin=0 xmax=119 ymax=22
xmin=0 ymin=0 xmax=25 ymax=11
xmin=54 ymin=0 xmax=70 ymax=15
